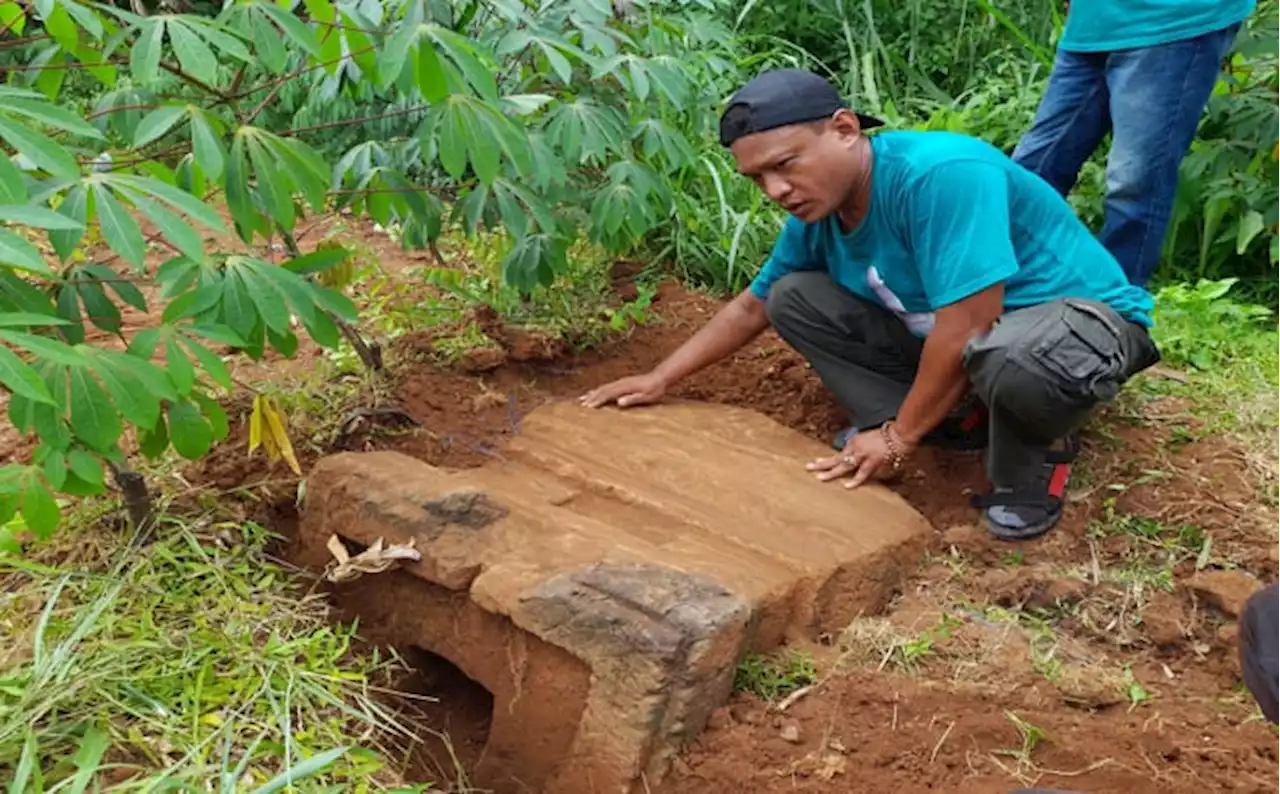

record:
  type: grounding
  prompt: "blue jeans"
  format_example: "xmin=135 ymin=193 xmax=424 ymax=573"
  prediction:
xmin=1012 ymin=23 xmax=1241 ymax=287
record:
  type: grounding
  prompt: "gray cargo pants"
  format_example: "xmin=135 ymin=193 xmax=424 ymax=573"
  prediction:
xmin=763 ymin=272 xmax=1159 ymax=487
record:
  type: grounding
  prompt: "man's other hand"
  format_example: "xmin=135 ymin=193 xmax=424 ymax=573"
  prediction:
xmin=806 ymin=427 xmax=901 ymax=488
xmin=580 ymin=372 xmax=667 ymax=409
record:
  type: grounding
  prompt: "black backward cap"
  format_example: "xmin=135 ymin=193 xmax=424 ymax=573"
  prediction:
xmin=719 ymin=68 xmax=885 ymax=147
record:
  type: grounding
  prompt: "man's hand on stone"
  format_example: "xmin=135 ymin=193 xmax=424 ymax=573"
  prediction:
xmin=807 ymin=426 xmax=908 ymax=489
xmin=580 ymin=372 xmax=667 ymax=409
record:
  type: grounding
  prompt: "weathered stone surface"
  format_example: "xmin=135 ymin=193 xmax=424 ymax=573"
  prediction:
xmin=298 ymin=400 xmax=932 ymax=794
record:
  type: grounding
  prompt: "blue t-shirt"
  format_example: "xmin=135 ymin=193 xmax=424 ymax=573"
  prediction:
xmin=748 ymin=131 xmax=1154 ymax=334
xmin=1059 ymin=0 xmax=1255 ymax=53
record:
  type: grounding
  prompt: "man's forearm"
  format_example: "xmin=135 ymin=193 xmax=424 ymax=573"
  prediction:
xmin=653 ymin=290 xmax=770 ymax=386
xmin=893 ymin=332 xmax=971 ymax=446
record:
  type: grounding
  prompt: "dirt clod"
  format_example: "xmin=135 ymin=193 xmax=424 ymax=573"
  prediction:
xmin=1189 ymin=570 xmax=1262 ymax=618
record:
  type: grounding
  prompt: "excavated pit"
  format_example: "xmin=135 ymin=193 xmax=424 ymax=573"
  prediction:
xmin=295 ymin=400 xmax=933 ymax=794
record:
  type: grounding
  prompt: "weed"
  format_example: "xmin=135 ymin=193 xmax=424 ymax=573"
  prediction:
xmin=0 ymin=516 xmax=422 ymax=790
xmin=733 ymin=649 xmax=817 ymax=702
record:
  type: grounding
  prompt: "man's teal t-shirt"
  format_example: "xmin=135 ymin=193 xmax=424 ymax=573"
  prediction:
xmin=748 ymin=131 xmax=1154 ymax=334
xmin=1059 ymin=0 xmax=1255 ymax=52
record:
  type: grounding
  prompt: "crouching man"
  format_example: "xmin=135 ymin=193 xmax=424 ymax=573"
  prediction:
xmin=581 ymin=69 xmax=1159 ymax=541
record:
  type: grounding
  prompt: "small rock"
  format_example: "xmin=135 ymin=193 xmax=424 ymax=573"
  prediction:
xmin=1190 ymin=570 xmax=1261 ymax=618
xmin=780 ymin=723 xmax=802 ymax=743
xmin=1217 ymin=622 xmax=1239 ymax=646
xmin=706 ymin=707 xmax=733 ymax=731
xmin=1025 ymin=577 xmax=1090 ymax=610
xmin=671 ymin=758 xmax=693 ymax=777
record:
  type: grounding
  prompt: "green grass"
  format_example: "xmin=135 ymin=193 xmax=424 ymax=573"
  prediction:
xmin=0 ymin=512 xmax=425 ymax=792
xmin=733 ymin=649 xmax=817 ymax=702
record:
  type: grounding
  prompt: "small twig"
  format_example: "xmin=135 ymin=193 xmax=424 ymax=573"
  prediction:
xmin=930 ymin=720 xmax=956 ymax=763
xmin=776 ymin=684 xmax=813 ymax=712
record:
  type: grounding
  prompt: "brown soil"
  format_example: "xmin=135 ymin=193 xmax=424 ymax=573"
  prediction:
xmin=21 ymin=216 xmax=1276 ymax=793
xmin=230 ymin=266 xmax=1275 ymax=793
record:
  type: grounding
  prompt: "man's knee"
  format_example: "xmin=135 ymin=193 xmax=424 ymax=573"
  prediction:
xmin=965 ymin=301 xmax=1126 ymax=437
xmin=762 ymin=271 xmax=828 ymax=328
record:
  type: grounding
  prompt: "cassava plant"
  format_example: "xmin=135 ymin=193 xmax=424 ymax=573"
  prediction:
xmin=0 ymin=0 xmax=752 ymax=551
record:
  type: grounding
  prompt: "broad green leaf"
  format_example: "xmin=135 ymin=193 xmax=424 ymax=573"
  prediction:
xmin=191 ymin=392 xmax=228 ymax=441
xmin=0 ymin=118 xmax=78 ymax=178
xmin=0 ymin=346 xmax=54 ymax=405
xmin=86 ymin=354 xmax=160 ymax=429
xmin=133 ymin=105 xmax=188 ymax=148
xmin=82 ymin=263 xmax=147 ymax=311
xmin=220 ymin=270 xmax=257 ymax=339
xmin=426 ymin=26 xmax=497 ymax=100
xmin=107 ymin=174 xmax=227 ymax=232
xmin=128 ymin=327 xmax=161 ymax=359
xmin=1 ymin=97 xmax=103 ymax=140
xmin=190 ymin=19 xmax=252 ymax=63
xmin=167 ymin=21 xmax=217 ymax=84
xmin=138 ymin=410 xmax=168 ymax=458
xmin=0 ymin=229 xmax=53 ymax=276
xmin=265 ymin=324 xmax=298 ymax=357
xmin=184 ymin=323 xmax=245 ymax=347
xmin=274 ymin=139 xmax=328 ymax=212
xmin=60 ymin=0 xmax=103 ymax=39
xmin=501 ymin=93 xmax=554 ymax=116
xmin=67 ymin=449 xmax=104 ymax=488
xmin=67 ymin=368 xmax=120 ymax=452
xmin=128 ymin=192 xmax=204 ymax=263
xmin=76 ymin=280 xmax=123 ymax=334
xmin=0 ymin=205 xmax=83 ymax=229
xmin=300 ymin=309 xmax=339 ymax=348
xmin=20 ymin=475 xmax=59 ymax=538
xmin=167 ymin=399 xmax=212 ymax=459
xmin=225 ymin=133 xmax=262 ymax=239
xmin=180 ymin=334 xmax=231 ymax=390
xmin=417 ymin=42 xmax=448 ymax=102
xmin=92 ymin=347 xmax=176 ymax=401
xmin=190 ymin=111 xmax=225 ymax=180
xmin=251 ymin=12 xmax=287 ymax=73
xmin=0 ymin=313 xmax=69 ymax=328
xmin=91 ymin=183 xmax=146 ymax=270
xmin=49 ymin=184 xmax=88 ymax=259
xmin=236 ymin=264 xmax=291 ymax=334
xmin=55 ymin=283 xmax=85 ymax=344
xmin=0 ymin=152 xmax=27 ymax=204
xmin=281 ymin=247 xmax=349 ymax=275
xmin=246 ymin=137 xmax=293 ymax=228
xmin=165 ymin=336 xmax=195 ymax=393
xmin=0 ymin=331 xmax=86 ymax=367
xmin=1236 ymin=210 xmax=1265 ymax=254
xmin=257 ymin=3 xmax=320 ymax=56
xmin=253 ymin=263 xmax=315 ymax=324
xmin=130 ymin=20 xmax=165 ymax=84
xmin=41 ymin=447 xmax=66 ymax=490
xmin=0 ymin=3 xmax=25 ymax=36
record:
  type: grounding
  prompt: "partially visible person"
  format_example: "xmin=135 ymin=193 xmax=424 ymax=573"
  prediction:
xmin=1012 ymin=0 xmax=1256 ymax=287
xmin=582 ymin=69 xmax=1160 ymax=541
xmin=1238 ymin=582 xmax=1278 ymax=723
